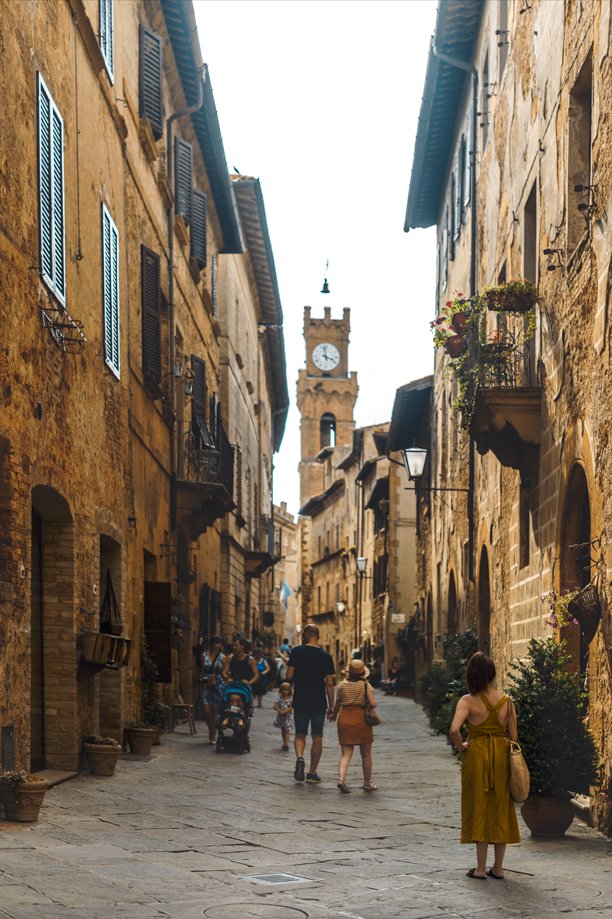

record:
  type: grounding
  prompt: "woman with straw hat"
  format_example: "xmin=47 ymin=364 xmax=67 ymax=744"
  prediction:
xmin=330 ymin=659 xmax=378 ymax=793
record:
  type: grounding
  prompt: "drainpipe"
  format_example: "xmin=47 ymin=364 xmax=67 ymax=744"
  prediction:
xmin=166 ymin=67 xmax=205 ymax=529
xmin=432 ymin=44 xmax=479 ymax=583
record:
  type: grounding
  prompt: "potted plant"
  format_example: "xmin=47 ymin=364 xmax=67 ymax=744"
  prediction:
xmin=82 ymin=735 xmax=121 ymax=776
xmin=481 ymin=279 xmax=539 ymax=312
xmin=0 ymin=770 xmax=48 ymax=822
xmin=144 ymin=702 xmax=172 ymax=745
xmin=124 ymin=720 xmax=157 ymax=755
xmin=508 ymin=638 xmax=599 ymax=836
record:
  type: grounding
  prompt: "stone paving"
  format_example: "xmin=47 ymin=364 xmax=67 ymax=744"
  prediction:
xmin=0 ymin=694 xmax=610 ymax=919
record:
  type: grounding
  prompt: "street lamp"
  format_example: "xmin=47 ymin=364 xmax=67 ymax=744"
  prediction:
xmin=395 ymin=447 xmax=468 ymax=493
xmin=355 ymin=557 xmax=367 ymax=656
xmin=335 ymin=600 xmax=346 ymax=614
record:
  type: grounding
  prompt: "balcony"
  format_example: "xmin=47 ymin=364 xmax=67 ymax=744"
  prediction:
xmin=175 ymin=421 xmax=235 ymax=539
xmin=468 ymin=335 xmax=542 ymax=471
xmin=245 ymin=515 xmax=277 ymax=578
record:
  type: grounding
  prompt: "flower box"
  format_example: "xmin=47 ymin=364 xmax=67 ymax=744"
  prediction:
xmin=444 ymin=335 xmax=467 ymax=358
xmin=482 ymin=280 xmax=539 ymax=313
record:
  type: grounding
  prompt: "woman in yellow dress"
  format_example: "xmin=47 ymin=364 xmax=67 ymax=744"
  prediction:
xmin=450 ymin=652 xmax=520 ymax=880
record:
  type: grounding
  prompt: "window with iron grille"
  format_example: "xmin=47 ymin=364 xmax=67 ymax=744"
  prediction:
xmin=174 ymin=137 xmax=193 ymax=225
xmin=191 ymin=189 xmax=207 ymax=268
xmin=139 ymin=25 xmax=163 ymax=139
xmin=99 ymin=0 xmax=114 ymax=82
xmin=141 ymin=246 xmax=161 ymax=384
xmin=102 ymin=204 xmax=120 ymax=377
xmin=38 ymin=74 xmax=66 ymax=305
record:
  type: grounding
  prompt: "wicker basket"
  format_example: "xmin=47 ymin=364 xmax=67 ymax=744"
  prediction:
xmin=568 ymin=584 xmax=601 ymax=645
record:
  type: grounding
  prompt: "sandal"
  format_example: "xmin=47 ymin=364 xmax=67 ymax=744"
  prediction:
xmin=362 ymin=784 xmax=378 ymax=791
xmin=466 ymin=868 xmax=486 ymax=880
xmin=486 ymin=869 xmax=504 ymax=880
xmin=337 ymin=782 xmax=351 ymax=794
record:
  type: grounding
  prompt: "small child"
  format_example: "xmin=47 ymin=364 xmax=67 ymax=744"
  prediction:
xmin=220 ymin=694 xmax=245 ymax=731
xmin=273 ymin=682 xmax=294 ymax=751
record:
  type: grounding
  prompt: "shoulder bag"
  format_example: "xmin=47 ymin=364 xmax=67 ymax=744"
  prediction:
xmin=363 ymin=681 xmax=381 ymax=726
xmin=506 ymin=699 xmax=530 ymax=802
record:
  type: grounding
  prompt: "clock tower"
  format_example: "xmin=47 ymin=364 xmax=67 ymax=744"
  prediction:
xmin=297 ymin=305 xmax=358 ymax=506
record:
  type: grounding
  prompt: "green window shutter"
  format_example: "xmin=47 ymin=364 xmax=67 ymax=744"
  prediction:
xmin=37 ymin=73 xmax=65 ymax=305
xmin=99 ymin=0 xmax=114 ymax=81
xmin=141 ymin=246 xmax=161 ymax=383
xmin=174 ymin=137 xmax=192 ymax=225
xmin=102 ymin=204 xmax=120 ymax=377
xmin=139 ymin=25 xmax=163 ymax=140
xmin=190 ymin=190 xmax=207 ymax=268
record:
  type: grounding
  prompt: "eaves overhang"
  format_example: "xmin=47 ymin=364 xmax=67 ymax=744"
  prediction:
xmin=388 ymin=376 xmax=433 ymax=452
xmin=404 ymin=0 xmax=483 ymax=231
xmin=298 ymin=479 xmax=344 ymax=518
xmin=161 ymin=0 xmax=244 ymax=254
xmin=231 ymin=176 xmax=289 ymax=451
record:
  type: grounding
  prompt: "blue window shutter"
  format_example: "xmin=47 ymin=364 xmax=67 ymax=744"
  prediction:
xmin=38 ymin=76 xmax=53 ymax=287
xmin=190 ymin=190 xmax=207 ymax=268
xmin=38 ymin=73 xmax=65 ymax=305
xmin=174 ymin=137 xmax=193 ymax=225
xmin=102 ymin=204 xmax=120 ymax=377
xmin=100 ymin=0 xmax=114 ymax=81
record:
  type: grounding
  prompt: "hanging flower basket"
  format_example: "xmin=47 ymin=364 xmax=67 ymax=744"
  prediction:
xmin=481 ymin=280 xmax=539 ymax=313
xmin=451 ymin=310 xmax=471 ymax=334
xmin=444 ymin=335 xmax=467 ymax=358
xmin=567 ymin=583 xmax=601 ymax=645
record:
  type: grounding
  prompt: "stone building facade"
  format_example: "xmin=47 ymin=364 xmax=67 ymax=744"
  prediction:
xmin=0 ymin=0 xmax=287 ymax=774
xmin=405 ymin=0 xmax=612 ymax=831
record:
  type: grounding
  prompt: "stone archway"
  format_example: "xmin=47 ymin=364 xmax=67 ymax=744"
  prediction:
xmin=31 ymin=485 xmax=76 ymax=770
xmin=559 ymin=464 xmax=591 ymax=674
xmin=478 ymin=547 xmax=491 ymax=654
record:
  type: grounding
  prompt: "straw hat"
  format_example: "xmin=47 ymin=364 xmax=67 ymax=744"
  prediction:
xmin=348 ymin=659 xmax=370 ymax=680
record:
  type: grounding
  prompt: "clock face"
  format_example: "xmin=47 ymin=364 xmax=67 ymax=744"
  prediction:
xmin=312 ymin=342 xmax=340 ymax=371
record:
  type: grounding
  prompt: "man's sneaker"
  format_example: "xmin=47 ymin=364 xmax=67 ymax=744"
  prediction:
xmin=294 ymin=757 xmax=305 ymax=782
xmin=305 ymin=772 xmax=322 ymax=784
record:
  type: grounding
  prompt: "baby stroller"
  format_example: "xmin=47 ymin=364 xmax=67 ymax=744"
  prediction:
xmin=215 ymin=682 xmax=252 ymax=754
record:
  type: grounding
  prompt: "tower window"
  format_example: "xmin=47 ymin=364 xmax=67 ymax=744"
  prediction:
xmin=320 ymin=413 xmax=336 ymax=448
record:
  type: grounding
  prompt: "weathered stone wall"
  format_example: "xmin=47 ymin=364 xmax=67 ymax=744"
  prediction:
xmin=423 ymin=0 xmax=612 ymax=831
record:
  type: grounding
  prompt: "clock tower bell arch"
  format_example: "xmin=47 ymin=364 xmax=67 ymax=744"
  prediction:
xmin=297 ymin=305 xmax=358 ymax=506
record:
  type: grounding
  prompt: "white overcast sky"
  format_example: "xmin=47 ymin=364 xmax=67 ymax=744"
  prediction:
xmin=193 ymin=0 xmax=438 ymax=515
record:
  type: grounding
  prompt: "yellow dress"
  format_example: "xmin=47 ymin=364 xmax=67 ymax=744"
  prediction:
xmin=460 ymin=692 xmax=520 ymax=844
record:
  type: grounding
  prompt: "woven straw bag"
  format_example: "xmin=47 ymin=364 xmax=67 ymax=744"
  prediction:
xmin=507 ymin=740 xmax=530 ymax=802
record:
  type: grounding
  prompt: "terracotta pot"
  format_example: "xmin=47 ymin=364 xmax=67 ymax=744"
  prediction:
xmin=520 ymin=796 xmax=575 ymax=837
xmin=0 ymin=778 xmax=48 ymax=822
xmin=444 ymin=335 xmax=467 ymax=358
xmin=125 ymin=727 xmax=156 ymax=756
xmin=451 ymin=311 xmax=470 ymax=334
xmin=152 ymin=726 xmax=163 ymax=746
xmin=83 ymin=742 xmax=121 ymax=776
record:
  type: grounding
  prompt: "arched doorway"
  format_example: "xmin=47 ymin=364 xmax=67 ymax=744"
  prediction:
xmin=31 ymin=486 xmax=74 ymax=770
xmin=478 ymin=547 xmax=491 ymax=654
xmin=560 ymin=464 xmax=591 ymax=674
xmin=447 ymin=572 xmax=458 ymax=635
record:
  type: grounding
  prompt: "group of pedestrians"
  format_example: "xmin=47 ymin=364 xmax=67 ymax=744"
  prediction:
xmin=200 ymin=622 xmax=522 ymax=881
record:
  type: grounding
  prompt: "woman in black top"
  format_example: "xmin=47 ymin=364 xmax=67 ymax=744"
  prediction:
xmin=222 ymin=637 xmax=259 ymax=686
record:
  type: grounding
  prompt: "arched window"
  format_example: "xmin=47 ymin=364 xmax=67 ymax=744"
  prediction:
xmin=320 ymin=413 xmax=336 ymax=448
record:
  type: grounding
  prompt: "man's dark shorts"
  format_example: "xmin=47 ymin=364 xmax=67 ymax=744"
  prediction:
xmin=294 ymin=708 xmax=327 ymax=737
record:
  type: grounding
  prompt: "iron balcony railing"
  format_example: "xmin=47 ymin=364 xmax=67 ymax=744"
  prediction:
xmin=181 ymin=420 xmax=234 ymax=497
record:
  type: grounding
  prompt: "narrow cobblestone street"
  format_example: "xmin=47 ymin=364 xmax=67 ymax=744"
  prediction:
xmin=0 ymin=694 xmax=610 ymax=919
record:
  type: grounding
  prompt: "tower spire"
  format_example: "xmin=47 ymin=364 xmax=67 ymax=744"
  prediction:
xmin=320 ymin=259 xmax=330 ymax=295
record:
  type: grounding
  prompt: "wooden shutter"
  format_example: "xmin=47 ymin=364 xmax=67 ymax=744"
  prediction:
xmin=102 ymin=204 xmax=120 ymax=376
xmin=174 ymin=137 xmax=192 ymax=225
xmin=191 ymin=355 xmax=214 ymax=446
xmin=190 ymin=189 xmax=207 ymax=268
xmin=458 ymin=136 xmax=467 ymax=226
xmin=144 ymin=582 xmax=171 ymax=683
xmin=141 ymin=246 xmax=161 ymax=383
xmin=139 ymin=25 xmax=163 ymax=140
xmin=235 ymin=445 xmax=243 ymax=516
xmin=38 ymin=74 xmax=66 ymax=305
xmin=99 ymin=0 xmax=114 ymax=81
xmin=464 ymin=115 xmax=472 ymax=208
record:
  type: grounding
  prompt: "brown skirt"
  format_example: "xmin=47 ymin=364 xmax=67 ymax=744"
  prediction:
xmin=337 ymin=706 xmax=373 ymax=746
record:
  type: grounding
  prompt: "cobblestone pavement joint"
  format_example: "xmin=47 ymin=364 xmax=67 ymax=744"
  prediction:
xmin=0 ymin=694 xmax=610 ymax=918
